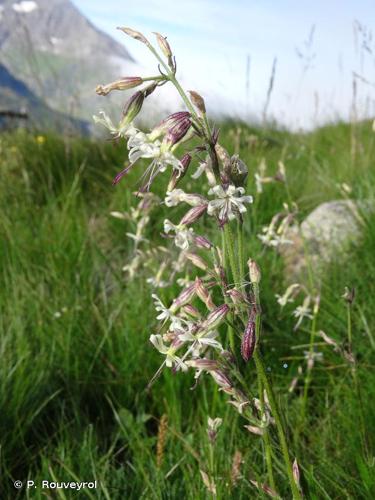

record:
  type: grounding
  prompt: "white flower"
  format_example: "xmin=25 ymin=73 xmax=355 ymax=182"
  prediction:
xmin=164 ymin=189 xmax=206 ymax=208
xmin=164 ymin=220 xmax=194 ymax=250
xmin=93 ymin=111 xmax=137 ymax=138
xmin=152 ymin=294 xmax=182 ymax=329
xmin=128 ymin=132 xmax=182 ymax=172
xmin=293 ymin=296 xmax=313 ymax=330
xmin=303 ymin=350 xmax=323 ymax=370
xmin=150 ymin=334 xmax=188 ymax=371
xmin=191 ymin=161 xmax=216 ymax=186
xmin=164 ymin=189 xmax=185 ymax=207
xmin=275 ymin=283 xmax=301 ymax=308
xmin=191 ymin=161 xmax=207 ymax=179
xmin=178 ymin=326 xmax=223 ymax=355
xmin=207 ymin=417 xmax=223 ymax=432
xmin=255 ymin=172 xmax=263 ymax=193
xmin=207 ymin=185 xmax=253 ymax=222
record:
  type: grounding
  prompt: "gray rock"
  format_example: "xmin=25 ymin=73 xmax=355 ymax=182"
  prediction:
xmin=279 ymin=200 xmax=371 ymax=282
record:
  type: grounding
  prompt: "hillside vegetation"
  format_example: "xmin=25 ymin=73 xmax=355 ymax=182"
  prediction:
xmin=0 ymin=121 xmax=374 ymax=498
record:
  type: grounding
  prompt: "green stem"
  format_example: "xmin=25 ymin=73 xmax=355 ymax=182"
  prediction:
xmin=257 ymin=372 xmax=277 ymax=493
xmin=347 ymin=304 xmax=368 ymax=457
xmin=252 ymin=284 xmax=276 ymax=492
xmin=300 ymin=313 xmax=317 ymax=429
xmin=254 ymin=350 xmax=302 ymax=500
xmin=223 ymin=223 xmax=240 ymax=288
xmin=237 ymin=220 xmax=244 ymax=282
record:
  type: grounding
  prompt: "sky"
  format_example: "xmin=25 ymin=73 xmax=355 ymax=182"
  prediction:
xmin=72 ymin=0 xmax=375 ymax=129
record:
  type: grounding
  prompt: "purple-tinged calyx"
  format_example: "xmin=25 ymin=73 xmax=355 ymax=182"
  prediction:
xmin=163 ymin=116 xmax=192 ymax=148
xmin=181 ymin=304 xmax=201 ymax=319
xmin=167 ymin=153 xmax=192 ymax=191
xmin=186 ymin=358 xmax=219 ymax=371
xmin=112 ymin=163 xmax=136 ymax=185
xmin=153 ymin=32 xmax=172 ymax=59
xmin=210 ymin=369 xmax=233 ymax=394
xmin=96 ymin=77 xmax=143 ymax=96
xmin=195 ymin=278 xmax=215 ymax=310
xmin=150 ymin=112 xmax=191 ymax=141
xmin=185 ymin=252 xmax=208 ymax=271
xmin=171 ymin=283 xmax=196 ymax=312
xmin=194 ymin=235 xmax=213 ymax=249
xmin=241 ymin=308 xmax=257 ymax=362
xmin=180 ymin=204 xmax=207 ymax=226
xmin=117 ymin=27 xmax=150 ymax=46
xmin=202 ymin=304 xmax=229 ymax=330
xmin=121 ymin=90 xmax=144 ymax=126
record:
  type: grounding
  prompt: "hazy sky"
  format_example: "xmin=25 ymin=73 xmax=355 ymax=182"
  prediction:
xmin=73 ymin=0 xmax=375 ymax=129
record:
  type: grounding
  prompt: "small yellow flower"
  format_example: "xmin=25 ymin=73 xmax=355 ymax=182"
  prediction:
xmin=36 ymin=135 xmax=46 ymax=145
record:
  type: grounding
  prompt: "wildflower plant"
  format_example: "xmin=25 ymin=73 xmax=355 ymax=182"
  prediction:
xmin=95 ymin=27 xmax=302 ymax=498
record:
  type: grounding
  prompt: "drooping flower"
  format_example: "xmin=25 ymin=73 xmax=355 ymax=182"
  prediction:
xmin=149 ymin=334 xmax=188 ymax=371
xmin=164 ymin=220 xmax=195 ymax=250
xmin=207 ymin=184 xmax=253 ymax=223
xmin=164 ymin=189 xmax=207 ymax=207
xmin=152 ymin=293 xmax=183 ymax=329
xmin=275 ymin=283 xmax=301 ymax=308
xmin=93 ymin=111 xmax=138 ymax=138
xmin=293 ymin=296 xmax=313 ymax=330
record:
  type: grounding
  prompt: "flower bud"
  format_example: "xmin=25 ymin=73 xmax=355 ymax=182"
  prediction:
xmin=188 ymin=90 xmax=206 ymax=114
xmin=117 ymin=27 xmax=150 ymax=46
xmin=248 ymin=259 xmax=261 ymax=284
xmin=163 ymin=116 xmax=192 ymax=148
xmin=203 ymin=304 xmax=229 ymax=330
xmin=171 ymin=283 xmax=196 ymax=312
xmin=195 ymin=278 xmax=215 ymax=310
xmin=241 ymin=310 xmax=256 ymax=362
xmin=318 ymin=330 xmax=339 ymax=350
xmin=153 ymin=32 xmax=172 ymax=59
xmin=180 ymin=204 xmax=207 ymax=226
xmin=342 ymin=286 xmax=355 ymax=305
xmin=210 ymin=370 xmax=233 ymax=394
xmin=181 ymin=304 xmax=201 ymax=319
xmin=292 ymin=458 xmax=300 ymax=487
xmin=185 ymin=252 xmax=208 ymax=271
xmin=244 ymin=425 xmax=264 ymax=436
xmin=226 ymin=289 xmax=247 ymax=305
xmin=186 ymin=358 xmax=219 ymax=370
xmin=229 ymin=155 xmax=248 ymax=187
xmin=215 ymin=143 xmax=231 ymax=170
xmin=167 ymin=153 xmax=191 ymax=191
xmin=95 ymin=77 xmax=143 ymax=96
xmin=194 ymin=235 xmax=213 ymax=249
xmin=121 ymin=91 xmax=144 ymax=126
xmin=150 ymin=112 xmax=191 ymax=141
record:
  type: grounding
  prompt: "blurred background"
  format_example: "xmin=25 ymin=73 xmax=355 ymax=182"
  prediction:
xmin=1 ymin=0 xmax=375 ymax=131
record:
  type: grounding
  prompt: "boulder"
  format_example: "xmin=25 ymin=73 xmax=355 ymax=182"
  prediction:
xmin=279 ymin=200 xmax=370 ymax=282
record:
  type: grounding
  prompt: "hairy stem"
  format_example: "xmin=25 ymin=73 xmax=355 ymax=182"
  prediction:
xmin=254 ymin=350 xmax=302 ymax=500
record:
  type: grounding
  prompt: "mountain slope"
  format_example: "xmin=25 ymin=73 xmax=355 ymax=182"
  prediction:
xmin=0 ymin=62 xmax=89 ymax=133
xmin=0 ymin=0 xmax=136 ymax=121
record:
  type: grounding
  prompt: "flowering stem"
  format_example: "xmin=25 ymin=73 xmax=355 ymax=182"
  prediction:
xmin=253 ymin=350 xmax=302 ymax=500
xmin=299 ymin=313 xmax=317 ymax=430
xmin=252 ymin=283 xmax=277 ymax=492
xmin=237 ymin=220 xmax=244 ymax=281
xmin=257 ymin=371 xmax=277 ymax=493
xmin=346 ymin=303 xmax=368 ymax=457
xmin=223 ymin=223 xmax=240 ymax=288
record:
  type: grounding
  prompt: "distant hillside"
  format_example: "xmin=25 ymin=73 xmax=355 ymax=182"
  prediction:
xmin=0 ymin=63 xmax=89 ymax=133
xmin=0 ymin=0 xmax=136 ymax=121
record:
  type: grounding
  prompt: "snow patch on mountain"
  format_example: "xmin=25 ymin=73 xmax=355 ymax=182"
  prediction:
xmin=12 ymin=1 xmax=38 ymax=14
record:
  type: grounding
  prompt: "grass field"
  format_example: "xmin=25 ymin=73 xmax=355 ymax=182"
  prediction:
xmin=1 ymin=121 xmax=374 ymax=499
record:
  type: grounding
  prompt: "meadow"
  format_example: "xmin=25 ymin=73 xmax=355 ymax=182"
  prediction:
xmin=0 ymin=120 xmax=374 ymax=499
